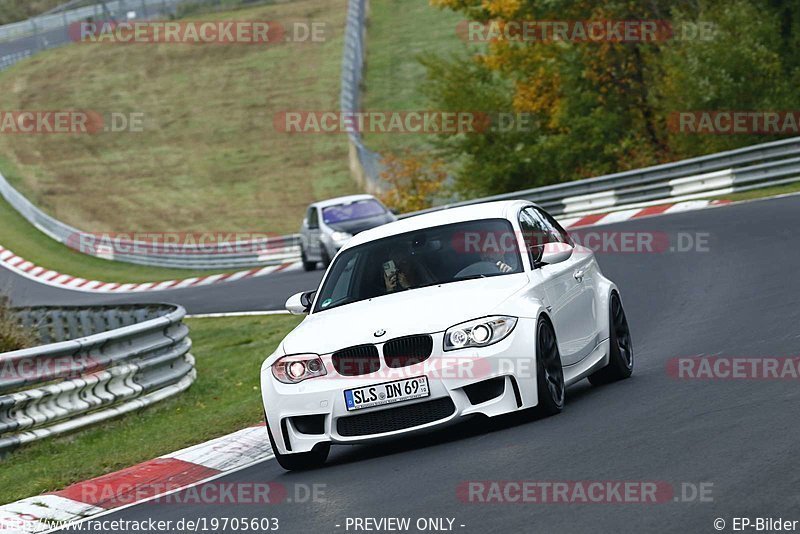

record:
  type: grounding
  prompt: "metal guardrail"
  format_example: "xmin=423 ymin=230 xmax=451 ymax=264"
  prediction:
xmin=402 ymin=137 xmax=800 ymax=219
xmin=0 ymin=0 xmax=304 ymax=270
xmin=340 ymin=0 xmax=385 ymax=193
xmin=0 ymin=304 xmax=195 ymax=453
xmin=0 ymin=0 xmax=298 ymax=71
xmin=0 ymin=0 xmax=187 ymax=72
xmin=340 ymin=0 xmax=800 ymax=219
xmin=71 ymin=231 xmax=302 ymax=269
xmin=3 ymin=137 xmax=799 ymax=271
xmin=0 ymin=171 xmax=301 ymax=269
xmin=0 ymin=0 xmax=181 ymax=42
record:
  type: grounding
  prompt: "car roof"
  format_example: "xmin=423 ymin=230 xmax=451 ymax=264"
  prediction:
xmin=343 ymin=200 xmax=533 ymax=249
xmin=310 ymin=194 xmax=378 ymax=209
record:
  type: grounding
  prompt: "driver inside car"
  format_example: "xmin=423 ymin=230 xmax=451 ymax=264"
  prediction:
xmin=479 ymin=250 xmax=516 ymax=273
xmin=383 ymin=258 xmax=415 ymax=292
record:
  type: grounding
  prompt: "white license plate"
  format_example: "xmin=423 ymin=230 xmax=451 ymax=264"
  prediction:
xmin=344 ymin=376 xmax=430 ymax=411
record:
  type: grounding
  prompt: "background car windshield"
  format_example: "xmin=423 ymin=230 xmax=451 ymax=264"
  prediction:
xmin=313 ymin=219 xmax=522 ymax=312
xmin=322 ymin=199 xmax=386 ymax=224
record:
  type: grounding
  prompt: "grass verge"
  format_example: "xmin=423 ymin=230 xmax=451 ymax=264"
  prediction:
xmin=713 ymin=180 xmax=800 ymax=203
xmin=0 ymin=296 xmax=37 ymax=352
xmin=0 ymin=187 xmax=236 ymax=284
xmin=0 ymin=314 xmax=302 ymax=505
xmin=0 ymin=0 xmax=465 ymax=284
xmin=0 ymin=0 xmax=356 ymax=236
xmin=361 ymin=0 xmax=474 ymax=155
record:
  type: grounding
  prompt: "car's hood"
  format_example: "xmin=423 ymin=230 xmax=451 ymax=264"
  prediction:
xmin=281 ymin=273 xmax=528 ymax=355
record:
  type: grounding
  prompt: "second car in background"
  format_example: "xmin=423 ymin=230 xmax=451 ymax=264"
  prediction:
xmin=300 ymin=195 xmax=396 ymax=271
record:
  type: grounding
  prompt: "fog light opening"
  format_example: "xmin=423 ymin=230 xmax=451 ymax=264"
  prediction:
xmin=463 ymin=376 xmax=506 ymax=405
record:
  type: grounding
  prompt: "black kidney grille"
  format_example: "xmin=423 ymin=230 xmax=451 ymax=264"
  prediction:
xmin=337 ymin=397 xmax=456 ymax=437
xmin=383 ymin=335 xmax=433 ymax=368
xmin=332 ymin=344 xmax=380 ymax=376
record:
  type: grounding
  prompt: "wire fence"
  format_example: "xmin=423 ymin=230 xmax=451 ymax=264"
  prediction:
xmin=340 ymin=0 xmax=385 ymax=193
xmin=0 ymin=0 xmax=183 ymax=70
xmin=0 ymin=0 xmax=284 ymax=71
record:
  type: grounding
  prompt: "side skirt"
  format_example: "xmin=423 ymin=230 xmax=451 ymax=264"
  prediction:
xmin=563 ymin=339 xmax=610 ymax=386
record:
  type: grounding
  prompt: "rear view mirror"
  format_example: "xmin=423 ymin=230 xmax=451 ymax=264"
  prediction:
xmin=530 ymin=242 xmax=573 ymax=267
xmin=285 ymin=290 xmax=316 ymax=315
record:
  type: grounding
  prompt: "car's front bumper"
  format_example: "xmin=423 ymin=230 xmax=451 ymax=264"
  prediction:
xmin=260 ymin=318 xmax=539 ymax=455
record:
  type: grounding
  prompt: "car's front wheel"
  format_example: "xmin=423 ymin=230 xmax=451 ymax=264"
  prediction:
xmin=266 ymin=424 xmax=329 ymax=471
xmin=534 ymin=316 xmax=565 ymax=417
xmin=588 ymin=292 xmax=634 ymax=386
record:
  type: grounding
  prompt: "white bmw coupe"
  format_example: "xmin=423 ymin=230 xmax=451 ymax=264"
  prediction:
xmin=261 ymin=200 xmax=633 ymax=470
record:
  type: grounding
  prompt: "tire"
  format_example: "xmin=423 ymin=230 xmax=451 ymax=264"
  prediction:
xmin=534 ymin=316 xmax=565 ymax=417
xmin=301 ymin=248 xmax=317 ymax=272
xmin=588 ymin=292 xmax=634 ymax=386
xmin=266 ymin=424 xmax=329 ymax=471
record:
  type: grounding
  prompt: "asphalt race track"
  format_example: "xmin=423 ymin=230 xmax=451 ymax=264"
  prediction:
xmin=3 ymin=194 xmax=799 ymax=533
xmin=0 ymin=264 xmax=324 ymax=315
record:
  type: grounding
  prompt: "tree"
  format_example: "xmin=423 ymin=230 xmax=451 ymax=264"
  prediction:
xmin=378 ymin=151 xmax=448 ymax=213
xmin=424 ymin=0 xmax=800 ymax=197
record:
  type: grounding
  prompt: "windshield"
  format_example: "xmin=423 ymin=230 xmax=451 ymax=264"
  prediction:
xmin=322 ymin=199 xmax=386 ymax=224
xmin=313 ymin=218 xmax=523 ymax=312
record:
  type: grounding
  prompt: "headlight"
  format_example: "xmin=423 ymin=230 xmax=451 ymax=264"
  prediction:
xmin=272 ymin=354 xmax=327 ymax=384
xmin=330 ymin=231 xmax=352 ymax=243
xmin=444 ymin=316 xmax=518 ymax=351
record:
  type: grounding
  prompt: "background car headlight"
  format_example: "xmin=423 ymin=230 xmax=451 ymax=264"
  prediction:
xmin=330 ymin=231 xmax=352 ymax=243
xmin=272 ymin=354 xmax=327 ymax=384
xmin=444 ymin=316 xmax=518 ymax=351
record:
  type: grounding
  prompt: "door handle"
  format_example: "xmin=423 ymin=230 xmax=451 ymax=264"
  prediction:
xmin=573 ymin=269 xmax=585 ymax=282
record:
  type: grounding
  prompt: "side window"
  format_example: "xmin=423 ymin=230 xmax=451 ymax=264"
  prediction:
xmin=536 ymin=208 xmax=572 ymax=245
xmin=518 ymin=208 xmax=551 ymax=265
xmin=307 ymin=207 xmax=319 ymax=229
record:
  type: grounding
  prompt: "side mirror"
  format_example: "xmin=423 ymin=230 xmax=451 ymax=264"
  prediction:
xmin=531 ymin=242 xmax=573 ymax=268
xmin=285 ymin=290 xmax=316 ymax=315
xmin=389 ymin=208 xmax=399 ymax=216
